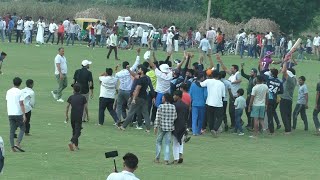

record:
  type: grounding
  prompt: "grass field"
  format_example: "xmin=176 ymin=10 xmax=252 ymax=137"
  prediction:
xmin=0 ymin=42 xmax=320 ymax=180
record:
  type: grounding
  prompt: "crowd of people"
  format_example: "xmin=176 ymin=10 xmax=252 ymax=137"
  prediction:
xmin=2 ymin=12 xmax=320 ymax=179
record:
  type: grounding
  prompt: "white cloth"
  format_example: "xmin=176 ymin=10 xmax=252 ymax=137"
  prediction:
xmin=16 ymin=19 xmax=24 ymax=30
xmin=166 ymin=32 xmax=174 ymax=45
xmin=99 ymin=76 xmax=118 ymax=99
xmin=251 ymin=84 xmax=268 ymax=106
xmin=21 ymin=87 xmax=35 ymax=113
xmin=155 ymin=68 xmax=173 ymax=93
xmin=200 ymin=79 xmax=225 ymax=107
xmin=137 ymin=26 xmax=143 ymax=37
xmin=306 ymin=39 xmax=312 ymax=47
xmin=6 ymin=87 xmax=24 ymax=116
xmin=228 ymin=72 xmax=241 ymax=97
xmin=287 ymin=40 xmax=293 ymax=51
xmin=106 ymin=171 xmax=139 ymax=180
xmin=36 ymin=22 xmax=45 ymax=43
xmin=29 ymin=20 xmax=34 ymax=30
xmin=115 ymin=56 xmax=140 ymax=91
xmin=173 ymin=135 xmax=184 ymax=161
xmin=63 ymin=20 xmax=70 ymax=33
xmin=174 ymin=40 xmax=179 ymax=52
xmin=109 ymin=34 xmax=118 ymax=46
xmin=141 ymin=31 xmax=148 ymax=44
xmin=49 ymin=23 xmax=58 ymax=33
xmin=24 ymin=20 xmax=31 ymax=31
xmin=195 ymin=31 xmax=201 ymax=42
xmin=313 ymin=36 xmax=320 ymax=46
xmin=54 ymin=54 xmax=68 ymax=75
xmin=206 ymin=30 xmax=216 ymax=39
xmin=198 ymin=38 xmax=211 ymax=52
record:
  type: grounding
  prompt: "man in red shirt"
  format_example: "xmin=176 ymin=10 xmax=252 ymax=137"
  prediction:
xmin=57 ymin=21 xmax=64 ymax=45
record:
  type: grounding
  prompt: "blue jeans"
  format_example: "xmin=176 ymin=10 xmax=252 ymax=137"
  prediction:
xmin=235 ymin=109 xmax=244 ymax=133
xmin=192 ymin=106 xmax=205 ymax=135
xmin=240 ymin=43 xmax=244 ymax=58
xmin=155 ymin=129 xmax=171 ymax=161
xmin=100 ymin=36 xmax=106 ymax=47
xmin=25 ymin=30 xmax=31 ymax=44
xmin=66 ymin=33 xmax=75 ymax=46
xmin=155 ymin=92 xmax=164 ymax=108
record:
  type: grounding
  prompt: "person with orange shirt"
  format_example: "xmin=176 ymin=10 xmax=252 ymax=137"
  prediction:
xmin=57 ymin=21 xmax=64 ymax=45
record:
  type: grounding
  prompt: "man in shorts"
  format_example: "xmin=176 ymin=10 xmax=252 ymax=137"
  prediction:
xmin=248 ymin=75 xmax=269 ymax=137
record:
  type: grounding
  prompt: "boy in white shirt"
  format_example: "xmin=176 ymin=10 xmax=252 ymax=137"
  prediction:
xmin=234 ymin=88 xmax=246 ymax=135
xmin=21 ymin=79 xmax=35 ymax=136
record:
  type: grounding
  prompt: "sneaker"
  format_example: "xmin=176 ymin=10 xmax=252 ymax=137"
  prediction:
xmin=57 ymin=99 xmax=64 ymax=102
xmin=238 ymin=132 xmax=245 ymax=136
xmin=51 ymin=91 xmax=58 ymax=100
xmin=113 ymin=123 xmax=118 ymax=126
xmin=135 ymin=126 xmax=143 ymax=130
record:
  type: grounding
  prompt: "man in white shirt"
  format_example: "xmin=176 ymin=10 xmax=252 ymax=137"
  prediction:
xmin=148 ymin=27 xmax=155 ymax=49
xmin=51 ymin=47 xmax=68 ymax=102
xmin=66 ymin=20 xmax=76 ymax=46
xmin=217 ymin=55 xmax=242 ymax=129
xmin=198 ymin=34 xmax=211 ymax=56
xmin=199 ymin=69 xmax=225 ymax=137
xmin=206 ymin=27 xmax=216 ymax=53
xmin=0 ymin=17 xmax=5 ymax=43
xmin=195 ymin=29 xmax=201 ymax=44
xmin=313 ymin=33 xmax=320 ymax=59
xmin=6 ymin=77 xmax=27 ymax=152
xmin=29 ymin=17 xmax=34 ymax=44
xmin=115 ymin=49 xmax=140 ymax=122
xmin=96 ymin=21 xmax=103 ymax=46
xmin=99 ymin=67 xmax=119 ymax=125
xmin=106 ymin=153 xmax=140 ymax=180
xmin=166 ymin=29 xmax=174 ymax=55
xmin=16 ymin=16 xmax=24 ymax=43
xmin=23 ymin=17 xmax=31 ymax=44
xmin=136 ymin=24 xmax=143 ymax=46
xmin=63 ymin=18 xmax=70 ymax=37
xmin=306 ymin=35 xmax=312 ymax=54
xmin=107 ymin=30 xmax=119 ymax=60
xmin=21 ymin=79 xmax=35 ymax=136
xmin=46 ymin=19 xmax=58 ymax=44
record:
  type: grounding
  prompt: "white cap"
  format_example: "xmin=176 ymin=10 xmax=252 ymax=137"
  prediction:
xmin=82 ymin=60 xmax=92 ymax=66
xmin=159 ymin=64 xmax=171 ymax=73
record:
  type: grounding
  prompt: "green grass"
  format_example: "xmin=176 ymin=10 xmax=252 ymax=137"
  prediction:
xmin=0 ymin=42 xmax=320 ymax=180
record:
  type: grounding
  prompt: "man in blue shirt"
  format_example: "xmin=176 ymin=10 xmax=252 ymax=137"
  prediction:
xmin=8 ymin=18 xmax=15 ymax=43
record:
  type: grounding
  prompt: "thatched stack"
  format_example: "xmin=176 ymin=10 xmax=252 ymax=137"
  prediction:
xmin=197 ymin=18 xmax=280 ymax=39
xmin=74 ymin=8 xmax=106 ymax=20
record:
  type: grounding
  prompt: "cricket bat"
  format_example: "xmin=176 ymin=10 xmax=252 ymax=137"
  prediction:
xmin=284 ymin=38 xmax=302 ymax=61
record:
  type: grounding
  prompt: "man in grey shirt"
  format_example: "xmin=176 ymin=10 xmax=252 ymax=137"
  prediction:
xmin=293 ymin=76 xmax=308 ymax=130
xmin=67 ymin=20 xmax=76 ymax=46
xmin=280 ymin=60 xmax=297 ymax=134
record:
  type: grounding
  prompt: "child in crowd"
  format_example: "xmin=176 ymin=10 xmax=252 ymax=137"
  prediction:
xmin=234 ymin=88 xmax=246 ymax=135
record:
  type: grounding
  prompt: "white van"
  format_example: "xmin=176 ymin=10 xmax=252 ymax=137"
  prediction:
xmin=115 ymin=19 xmax=155 ymax=31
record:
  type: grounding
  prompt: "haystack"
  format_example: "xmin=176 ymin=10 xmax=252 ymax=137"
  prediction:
xmin=74 ymin=8 xmax=106 ymax=20
xmin=244 ymin=18 xmax=280 ymax=34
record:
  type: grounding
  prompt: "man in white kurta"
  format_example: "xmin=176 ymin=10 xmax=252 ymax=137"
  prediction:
xmin=36 ymin=19 xmax=45 ymax=44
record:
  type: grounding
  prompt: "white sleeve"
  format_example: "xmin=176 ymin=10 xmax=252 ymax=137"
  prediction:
xmin=55 ymin=56 xmax=61 ymax=64
xmin=200 ymin=80 xmax=207 ymax=87
xmin=130 ymin=56 xmax=140 ymax=71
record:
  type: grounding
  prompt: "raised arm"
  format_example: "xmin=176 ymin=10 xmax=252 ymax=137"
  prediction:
xmin=148 ymin=51 xmax=157 ymax=70
xmin=126 ymin=65 xmax=139 ymax=79
xmin=130 ymin=48 xmax=141 ymax=71
xmin=240 ymin=63 xmax=250 ymax=80
xmin=216 ymin=54 xmax=231 ymax=75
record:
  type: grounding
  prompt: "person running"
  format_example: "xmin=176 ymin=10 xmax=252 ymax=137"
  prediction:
xmin=293 ymin=76 xmax=309 ymax=131
xmin=51 ymin=47 xmax=68 ymax=102
xmin=65 ymin=83 xmax=87 ymax=151
xmin=248 ymin=75 xmax=269 ymax=137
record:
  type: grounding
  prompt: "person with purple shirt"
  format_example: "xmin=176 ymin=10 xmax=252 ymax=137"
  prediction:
xmin=260 ymin=51 xmax=281 ymax=72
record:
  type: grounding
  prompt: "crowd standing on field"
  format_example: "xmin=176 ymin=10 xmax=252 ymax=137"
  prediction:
xmin=2 ymin=12 xmax=320 ymax=177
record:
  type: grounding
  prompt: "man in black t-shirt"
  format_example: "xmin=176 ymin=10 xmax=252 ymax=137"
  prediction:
xmin=73 ymin=60 xmax=94 ymax=122
xmin=313 ymin=81 xmax=320 ymax=135
xmin=66 ymin=84 xmax=87 ymax=151
xmin=119 ymin=65 xmax=152 ymax=132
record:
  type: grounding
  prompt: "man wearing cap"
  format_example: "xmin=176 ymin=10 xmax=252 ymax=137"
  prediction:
xmin=72 ymin=60 xmax=94 ymax=122
xmin=51 ymin=47 xmax=68 ymax=103
xmin=241 ymin=63 xmax=257 ymax=128
xmin=280 ymin=57 xmax=297 ymax=134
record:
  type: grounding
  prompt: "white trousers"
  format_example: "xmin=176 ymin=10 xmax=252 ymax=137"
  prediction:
xmin=174 ymin=40 xmax=179 ymax=52
xmin=172 ymin=135 xmax=184 ymax=160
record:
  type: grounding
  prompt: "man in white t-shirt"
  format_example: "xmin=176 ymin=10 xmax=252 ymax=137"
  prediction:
xmin=248 ymin=75 xmax=268 ymax=137
xmin=217 ymin=55 xmax=242 ymax=129
xmin=46 ymin=19 xmax=58 ymax=44
xmin=51 ymin=47 xmax=68 ymax=102
xmin=29 ymin=17 xmax=34 ymax=44
xmin=313 ymin=33 xmax=320 ymax=59
xmin=6 ymin=77 xmax=26 ymax=152
xmin=136 ymin=24 xmax=143 ymax=46
xmin=199 ymin=70 xmax=225 ymax=137
xmin=21 ymin=79 xmax=35 ymax=136
xmin=98 ymin=67 xmax=119 ymax=125
xmin=23 ymin=17 xmax=31 ymax=44
xmin=16 ymin=16 xmax=24 ymax=43
xmin=106 ymin=153 xmax=139 ymax=180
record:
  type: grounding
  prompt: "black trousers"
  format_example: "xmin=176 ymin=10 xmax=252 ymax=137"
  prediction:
xmin=99 ymin=97 xmax=119 ymax=125
xmin=25 ymin=111 xmax=32 ymax=134
xmin=71 ymin=120 xmax=82 ymax=146
xmin=267 ymin=101 xmax=277 ymax=133
xmin=57 ymin=32 xmax=64 ymax=45
xmin=280 ymin=98 xmax=293 ymax=132
xmin=222 ymin=101 xmax=228 ymax=126
xmin=245 ymin=96 xmax=252 ymax=127
xmin=229 ymin=98 xmax=235 ymax=127
xmin=206 ymin=105 xmax=223 ymax=131
xmin=16 ymin=30 xmax=22 ymax=43
xmin=107 ymin=46 xmax=118 ymax=59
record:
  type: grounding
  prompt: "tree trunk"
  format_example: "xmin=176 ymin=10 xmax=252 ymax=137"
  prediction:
xmin=206 ymin=0 xmax=211 ymax=30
